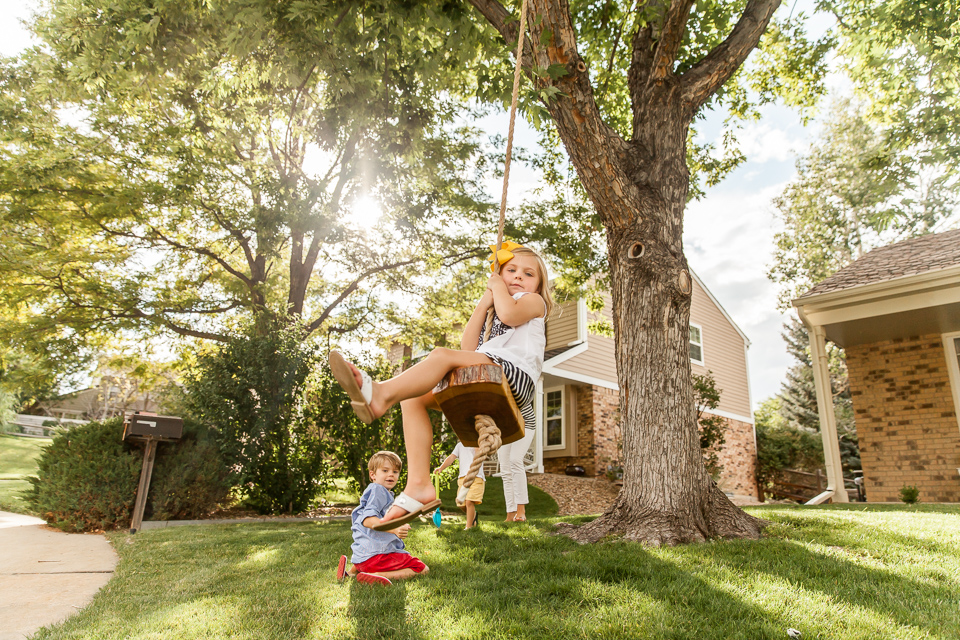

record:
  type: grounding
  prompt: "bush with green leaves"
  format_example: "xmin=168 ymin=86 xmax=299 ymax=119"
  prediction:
xmin=28 ymin=417 xmax=230 ymax=531
xmin=693 ymin=372 xmax=727 ymax=480
xmin=899 ymin=485 xmax=920 ymax=504
xmin=183 ymin=319 xmax=330 ymax=514
xmin=146 ymin=421 xmax=233 ymax=520
xmin=755 ymin=398 xmax=825 ymax=490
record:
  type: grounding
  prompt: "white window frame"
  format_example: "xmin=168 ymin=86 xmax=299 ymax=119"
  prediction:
xmin=542 ymin=386 xmax=566 ymax=451
xmin=942 ymin=331 xmax=960 ymax=435
xmin=689 ymin=323 xmax=705 ymax=366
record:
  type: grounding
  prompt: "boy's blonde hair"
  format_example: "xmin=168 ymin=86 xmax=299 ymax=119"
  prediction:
xmin=508 ymin=246 xmax=554 ymax=317
xmin=368 ymin=450 xmax=402 ymax=475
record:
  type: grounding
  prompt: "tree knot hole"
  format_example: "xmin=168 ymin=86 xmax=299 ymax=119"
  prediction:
xmin=678 ymin=269 xmax=692 ymax=295
xmin=576 ymin=61 xmax=587 ymax=73
xmin=628 ymin=242 xmax=645 ymax=259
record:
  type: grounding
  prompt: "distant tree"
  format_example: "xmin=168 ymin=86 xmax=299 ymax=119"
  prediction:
xmin=775 ymin=318 xmax=860 ymax=474
xmin=0 ymin=0 xmax=497 ymax=349
xmin=769 ymin=99 xmax=958 ymax=308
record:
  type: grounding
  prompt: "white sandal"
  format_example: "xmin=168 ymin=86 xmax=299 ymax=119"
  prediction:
xmin=370 ymin=492 xmax=442 ymax=531
xmin=329 ymin=351 xmax=376 ymax=424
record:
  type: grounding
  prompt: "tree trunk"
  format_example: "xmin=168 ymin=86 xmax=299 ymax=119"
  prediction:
xmin=559 ymin=107 xmax=764 ymax=545
xmin=472 ymin=0 xmax=771 ymax=545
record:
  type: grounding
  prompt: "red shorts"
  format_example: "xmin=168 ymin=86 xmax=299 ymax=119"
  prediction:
xmin=354 ymin=553 xmax=426 ymax=574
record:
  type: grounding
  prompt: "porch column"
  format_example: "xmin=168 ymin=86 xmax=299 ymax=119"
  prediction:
xmin=805 ymin=322 xmax=849 ymax=504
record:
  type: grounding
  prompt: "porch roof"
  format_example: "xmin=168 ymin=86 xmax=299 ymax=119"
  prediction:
xmin=793 ymin=229 xmax=960 ymax=347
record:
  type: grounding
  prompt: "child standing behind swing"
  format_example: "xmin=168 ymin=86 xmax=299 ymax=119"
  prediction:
xmin=435 ymin=442 xmax=485 ymax=530
xmin=330 ymin=243 xmax=553 ymax=530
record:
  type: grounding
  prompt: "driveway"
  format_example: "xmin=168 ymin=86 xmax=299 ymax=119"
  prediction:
xmin=0 ymin=512 xmax=117 ymax=640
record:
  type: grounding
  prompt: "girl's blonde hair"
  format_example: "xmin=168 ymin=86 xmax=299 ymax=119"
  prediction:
xmin=368 ymin=451 xmax=402 ymax=475
xmin=508 ymin=246 xmax=554 ymax=317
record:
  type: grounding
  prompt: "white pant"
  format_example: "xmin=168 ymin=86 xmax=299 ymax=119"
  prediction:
xmin=499 ymin=428 xmax=535 ymax=513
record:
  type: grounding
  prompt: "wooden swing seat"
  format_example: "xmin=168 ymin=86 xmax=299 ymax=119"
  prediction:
xmin=433 ymin=364 xmax=524 ymax=447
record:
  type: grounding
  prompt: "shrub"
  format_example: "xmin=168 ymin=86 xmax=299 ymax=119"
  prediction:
xmin=755 ymin=398 xmax=825 ymax=491
xmin=29 ymin=417 xmax=233 ymax=531
xmin=145 ymin=421 xmax=233 ymax=520
xmin=183 ymin=318 xmax=330 ymax=514
xmin=693 ymin=372 xmax=727 ymax=480
xmin=28 ymin=418 xmax=140 ymax=532
xmin=899 ymin=485 xmax=920 ymax=504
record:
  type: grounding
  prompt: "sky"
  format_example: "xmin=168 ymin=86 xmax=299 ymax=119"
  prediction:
xmin=0 ymin=0 xmax=838 ymax=408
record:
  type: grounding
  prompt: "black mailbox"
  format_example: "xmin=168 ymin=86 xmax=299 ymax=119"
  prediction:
xmin=123 ymin=411 xmax=183 ymax=441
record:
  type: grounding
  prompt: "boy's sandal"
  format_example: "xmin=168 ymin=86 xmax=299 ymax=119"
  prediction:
xmin=336 ymin=555 xmax=348 ymax=583
xmin=356 ymin=572 xmax=392 ymax=586
xmin=370 ymin=493 xmax=442 ymax=532
xmin=329 ymin=351 xmax=375 ymax=424
xmin=513 ymin=514 xmax=526 ymax=522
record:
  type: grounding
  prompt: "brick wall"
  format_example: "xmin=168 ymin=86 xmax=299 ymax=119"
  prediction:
xmin=542 ymin=384 xmax=758 ymax=500
xmin=543 ymin=385 xmax=619 ymax=476
xmin=713 ymin=416 xmax=759 ymax=499
xmin=846 ymin=334 xmax=960 ymax=503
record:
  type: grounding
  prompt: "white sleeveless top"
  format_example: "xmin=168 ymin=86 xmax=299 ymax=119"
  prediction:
xmin=477 ymin=292 xmax=546 ymax=382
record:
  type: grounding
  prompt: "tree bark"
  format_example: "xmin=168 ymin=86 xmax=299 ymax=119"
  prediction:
xmin=470 ymin=0 xmax=776 ymax=544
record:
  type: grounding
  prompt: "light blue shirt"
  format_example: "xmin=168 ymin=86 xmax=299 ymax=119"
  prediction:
xmin=350 ymin=482 xmax=408 ymax=564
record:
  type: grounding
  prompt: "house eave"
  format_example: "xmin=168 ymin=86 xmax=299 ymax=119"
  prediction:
xmin=793 ymin=264 xmax=960 ymax=347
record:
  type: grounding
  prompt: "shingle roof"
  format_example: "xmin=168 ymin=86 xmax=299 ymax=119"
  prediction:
xmin=798 ymin=228 xmax=960 ymax=299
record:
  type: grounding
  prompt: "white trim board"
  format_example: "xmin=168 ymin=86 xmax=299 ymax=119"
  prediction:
xmin=542 ymin=365 xmax=620 ymax=391
xmin=942 ymin=331 xmax=960 ymax=436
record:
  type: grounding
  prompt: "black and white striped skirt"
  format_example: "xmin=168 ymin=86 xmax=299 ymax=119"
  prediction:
xmin=486 ymin=355 xmax=536 ymax=433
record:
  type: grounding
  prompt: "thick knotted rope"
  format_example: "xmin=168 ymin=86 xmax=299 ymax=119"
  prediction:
xmin=456 ymin=414 xmax=502 ymax=505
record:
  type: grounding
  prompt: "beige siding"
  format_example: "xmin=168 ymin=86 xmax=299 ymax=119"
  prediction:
xmin=553 ymin=334 xmax=618 ymax=385
xmin=545 ymin=299 xmax=579 ymax=351
xmin=690 ymin=278 xmax=751 ymax=419
xmin=546 ymin=280 xmax=751 ymax=420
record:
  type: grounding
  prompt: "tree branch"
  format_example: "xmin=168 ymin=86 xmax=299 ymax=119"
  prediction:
xmin=649 ymin=0 xmax=696 ymax=85
xmin=467 ymin=0 xmax=519 ymax=43
xmin=306 ymin=257 xmax=419 ymax=334
xmin=679 ymin=0 xmax=782 ymax=114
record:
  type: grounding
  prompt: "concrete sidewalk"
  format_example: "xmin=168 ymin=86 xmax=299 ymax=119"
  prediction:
xmin=0 ymin=511 xmax=118 ymax=640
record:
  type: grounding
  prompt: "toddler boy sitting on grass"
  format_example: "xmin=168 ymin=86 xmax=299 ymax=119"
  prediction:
xmin=337 ymin=451 xmax=429 ymax=586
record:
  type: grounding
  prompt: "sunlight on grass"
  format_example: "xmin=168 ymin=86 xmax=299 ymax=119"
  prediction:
xmin=29 ymin=505 xmax=960 ymax=640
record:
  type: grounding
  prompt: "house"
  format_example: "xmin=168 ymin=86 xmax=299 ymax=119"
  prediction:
xmin=539 ymin=272 xmax=758 ymax=500
xmin=792 ymin=228 xmax=960 ymax=504
xmin=390 ymin=271 xmax=759 ymax=500
xmin=32 ymin=373 xmax=160 ymax=423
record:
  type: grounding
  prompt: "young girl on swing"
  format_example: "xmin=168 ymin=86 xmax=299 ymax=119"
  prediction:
xmin=329 ymin=243 xmax=553 ymax=530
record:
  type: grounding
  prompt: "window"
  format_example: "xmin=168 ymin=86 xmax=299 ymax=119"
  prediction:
xmin=543 ymin=388 xmax=565 ymax=450
xmin=689 ymin=324 xmax=704 ymax=365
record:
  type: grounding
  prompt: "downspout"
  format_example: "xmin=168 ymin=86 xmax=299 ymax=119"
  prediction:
xmin=797 ymin=307 xmax=849 ymax=504
xmin=534 ymin=376 xmax=544 ymax=473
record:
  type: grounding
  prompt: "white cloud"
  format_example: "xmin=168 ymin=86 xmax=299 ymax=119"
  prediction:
xmin=684 ymin=182 xmax=795 ymax=407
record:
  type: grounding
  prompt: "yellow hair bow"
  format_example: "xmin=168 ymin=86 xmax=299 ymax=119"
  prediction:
xmin=488 ymin=241 xmax=523 ymax=272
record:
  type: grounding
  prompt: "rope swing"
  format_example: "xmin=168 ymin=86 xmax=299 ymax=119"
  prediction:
xmin=457 ymin=0 xmax=530 ymax=502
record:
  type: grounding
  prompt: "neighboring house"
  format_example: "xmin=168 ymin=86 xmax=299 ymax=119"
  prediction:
xmin=540 ymin=272 xmax=757 ymax=500
xmin=793 ymin=228 xmax=960 ymax=504
xmin=390 ymin=271 xmax=759 ymax=500
xmin=33 ymin=373 xmax=160 ymax=422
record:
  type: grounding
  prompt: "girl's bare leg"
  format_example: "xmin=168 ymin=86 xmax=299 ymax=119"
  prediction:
xmin=361 ymin=348 xmax=493 ymax=523
xmin=344 ymin=348 xmax=494 ymax=420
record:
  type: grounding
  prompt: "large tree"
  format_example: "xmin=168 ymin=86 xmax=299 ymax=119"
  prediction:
xmin=0 ymin=1 xmax=499 ymax=348
xmin=463 ymin=0 xmax=800 ymax=544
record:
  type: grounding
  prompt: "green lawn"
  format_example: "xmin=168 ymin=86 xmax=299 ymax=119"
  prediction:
xmin=30 ymin=504 xmax=960 ymax=640
xmin=0 ymin=433 xmax=49 ymax=513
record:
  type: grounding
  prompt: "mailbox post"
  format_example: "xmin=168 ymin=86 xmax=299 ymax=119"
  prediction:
xmin=122 ymin=411 xmax=183 ymax=533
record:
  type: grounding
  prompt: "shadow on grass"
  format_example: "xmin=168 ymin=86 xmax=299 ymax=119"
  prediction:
xmin=34 ymin=512 xmax=960 ymax=640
